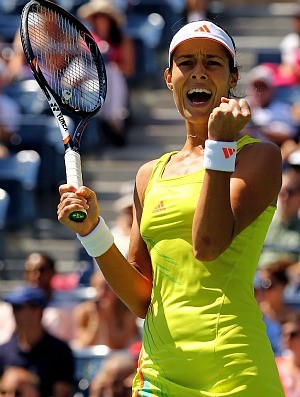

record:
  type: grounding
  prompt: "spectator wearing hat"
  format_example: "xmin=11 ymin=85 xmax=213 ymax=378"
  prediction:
xmin=243 ymin=64 xmax=298 ymax=146
xmin=77 ymin=0 xmax=136 ymax=147
xmin=0 ymin=286 xmax=75 ymax=397
xmin=0 ymin=252 xmax=77 ymax=344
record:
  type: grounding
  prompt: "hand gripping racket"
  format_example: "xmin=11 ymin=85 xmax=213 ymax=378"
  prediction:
xmin=20 ymin=0 xmax=107 ymax=222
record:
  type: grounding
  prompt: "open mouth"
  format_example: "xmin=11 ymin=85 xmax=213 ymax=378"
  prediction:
xmin=187 ymin=88 xmax=212 ymax=105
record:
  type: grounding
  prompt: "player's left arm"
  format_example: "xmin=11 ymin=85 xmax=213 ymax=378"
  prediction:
xmin=193 ymin=141 xmax=282 ymax=261
xmin=192 ymin=98 xmax=282 ymax=261
xmin=231 ymin=141 xmax=282 ymax=233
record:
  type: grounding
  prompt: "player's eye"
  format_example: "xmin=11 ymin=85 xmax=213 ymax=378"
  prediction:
xmin=176 ymin=59 xmax=193 ymax=67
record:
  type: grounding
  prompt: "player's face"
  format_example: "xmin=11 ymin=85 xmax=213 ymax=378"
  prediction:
xmin=165 ymin=38 xmax=237 ymax=124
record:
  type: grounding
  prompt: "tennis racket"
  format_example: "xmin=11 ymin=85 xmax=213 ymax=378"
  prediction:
xmin=20 ymin=0 xmax=107 ymax=222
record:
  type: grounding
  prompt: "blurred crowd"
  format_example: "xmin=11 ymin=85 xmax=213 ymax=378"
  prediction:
xmin=0 ymin=0 xmax=198 ymax=231
xmin=0 ymin=0 xmax=300 ymax=396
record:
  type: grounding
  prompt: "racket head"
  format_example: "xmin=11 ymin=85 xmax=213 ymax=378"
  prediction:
xmin=20 ymin=0 xmax=107 ymax=120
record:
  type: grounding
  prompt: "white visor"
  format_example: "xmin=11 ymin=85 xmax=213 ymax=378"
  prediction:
xmin=169 ymin=21 xmax=237 ymax=67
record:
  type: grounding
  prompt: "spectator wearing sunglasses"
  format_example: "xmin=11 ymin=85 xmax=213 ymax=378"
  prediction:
xmin=255 ymin=259 xmax=298 ymax=356
xmin=26 ymin=252 xmax=78 ymax=343
xmin=23 ymin=253 xmax=56 ymax=301
xmin=259 ymin=166 xmax=300 ymax=268
xmin=0 ymin=366 xmax=40 ymax=397
xmin=276 ymin=314 xmax=300 ymax=397
xmin=0 ymin=286 xmax=75 ymax=397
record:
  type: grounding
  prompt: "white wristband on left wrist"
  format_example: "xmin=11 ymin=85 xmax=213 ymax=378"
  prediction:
xmin=203 ymin=139 xmax=237 ymax=172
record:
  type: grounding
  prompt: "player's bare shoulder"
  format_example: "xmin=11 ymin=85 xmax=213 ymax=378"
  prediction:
xmin=236 ymin=140 xmax=282 ymax=171
xmin=235 ymin=140 xmax=282 ymax=202
xmin=135 ymin=159 xmax=157 ymax=205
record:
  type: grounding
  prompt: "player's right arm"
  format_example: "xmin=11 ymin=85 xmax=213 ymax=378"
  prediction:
xmin=57 ymin=161 xmax=155 ymax=318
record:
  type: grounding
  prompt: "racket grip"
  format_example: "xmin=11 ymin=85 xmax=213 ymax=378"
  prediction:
xmin=64 ymin=150 xmax=87 ymax=222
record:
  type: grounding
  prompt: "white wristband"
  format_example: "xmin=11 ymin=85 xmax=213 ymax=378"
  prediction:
xmin=203 ymin=140 xmax=237 ymax=172
xmin=76 ymin=217 xmax=114 ymax=257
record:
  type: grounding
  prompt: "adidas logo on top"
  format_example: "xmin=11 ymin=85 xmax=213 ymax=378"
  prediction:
xmin=152 ymin=201 xmax=166 ymax=213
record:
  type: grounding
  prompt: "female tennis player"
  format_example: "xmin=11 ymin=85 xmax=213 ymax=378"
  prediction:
xmin=58 ymin=20 xmax=285 ymax=396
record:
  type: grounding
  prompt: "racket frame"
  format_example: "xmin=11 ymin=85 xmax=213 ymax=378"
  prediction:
xmin=20 ymin=0 xmax=107 ymax=222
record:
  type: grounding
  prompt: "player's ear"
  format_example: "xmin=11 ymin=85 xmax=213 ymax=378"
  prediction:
xmin=164 ymin=68 xmax=173 ymax=90
xmin=229 ymin=70 xmax=238 ymax=89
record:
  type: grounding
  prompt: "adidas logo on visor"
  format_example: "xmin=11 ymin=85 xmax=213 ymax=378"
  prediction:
xmin=168 ymin=21 xmax=236 ymax=67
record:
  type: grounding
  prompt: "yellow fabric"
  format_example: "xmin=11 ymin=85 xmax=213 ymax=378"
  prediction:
xmin=132 ymin=136 xmax=284 ymax=396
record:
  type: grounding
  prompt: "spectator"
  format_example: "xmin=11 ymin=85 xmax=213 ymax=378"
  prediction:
xmin=281 ymin=139 xmax=300 ymax=165
xmin=2 ymin=31 xmax=31 ymax=85
xmin=255 ymin=259 xmax=297 ymax=356
xmin=286 ymin=147 xmax=300 ymax=171
xmin=2 ymin=2 xmax=59 ymax=85
xmin=24 ymin=252 xmax=56 ymax=300
xmin=0 ymin=40 xmax=21 ymax=157
xmin=0 ymin=366 xmax=40 ymax=397
xmin=110 ymin=181 xmax=134 ymax=258
xmin=280 ymin=4 xmax=300 ymax=55
xmin=259 ymin=165 xmax=300 ymax=268
xmin=277 ymin=4 xmax=300 ymax=87
xmin=184 ymin=0 xmax=209 ymax=22
xmin=0 ymin=286 xmax=75 ymax=397
xmin=276 ymin=313 xmax=300 ymax=397
xmin=71 ymin=270 xmax=140 ymax=350
xmin=77 ymin=0 xmax=135 ymax=146
xmin=0 ymin=298 xmax=14 ymax=345
xmin=25 ymin=252 xmax=78 ymax=343
xmin=88 ymin=351 xmax=136 ymax=397
xmin=244 ymin=64 xmax=298 ymax=146
xmin=0 ymin=252 xmax=77 ymax=344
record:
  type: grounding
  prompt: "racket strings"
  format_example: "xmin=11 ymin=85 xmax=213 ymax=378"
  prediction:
xmin=28 ymin=5 xmax=104 ymax=113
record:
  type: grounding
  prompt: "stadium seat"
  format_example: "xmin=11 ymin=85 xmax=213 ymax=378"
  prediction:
xmin=4 ymin=79 xmax=48 ymax=115
xmin=73 ymin=345 xmax=110 ymax=397
xmin=9 ymin=114 xmax=75 ymax=194
xmin=0 ymin=13 xmax=20 ymax=41
xmin=0 ymin=150 xmax=41 ymax=228
xmin=0 ymin=188 xmax=10 ymax=262
xmin=126 ymin=0 xmax=182 ymax=48
xmin=256 ymin=49 xmax=282 ymax=66
xmin=125 ymin=13 xmax=165 ymax=85
xmin=0 ymin=188 xmax=9 ymax=230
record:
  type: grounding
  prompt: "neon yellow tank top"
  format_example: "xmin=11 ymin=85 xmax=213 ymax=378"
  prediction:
xmin=132 ymin=136 xmax=284 ymax=396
